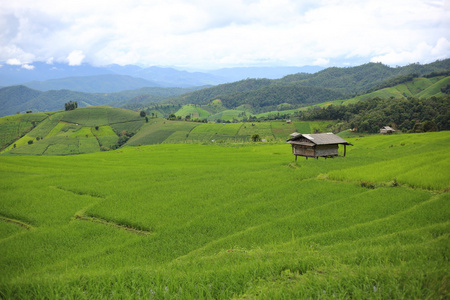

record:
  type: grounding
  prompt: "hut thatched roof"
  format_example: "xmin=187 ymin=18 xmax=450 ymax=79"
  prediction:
xmin=287 ymin=133 xmax=352 ymax=146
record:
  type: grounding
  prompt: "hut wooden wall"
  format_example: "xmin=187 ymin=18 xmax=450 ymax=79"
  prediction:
xmin=292 ymin=145 xmax=315 ymax=157
xmin=315 ymin=144 xmax=338 ymax=157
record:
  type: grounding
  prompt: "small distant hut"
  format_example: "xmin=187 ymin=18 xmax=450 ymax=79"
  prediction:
xmin=287 ymin=132 xmax=352 ymax=161
xmin=380 ymin=126 xmax=395 ymax=134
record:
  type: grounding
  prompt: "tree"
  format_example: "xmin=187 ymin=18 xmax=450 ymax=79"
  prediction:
xmin=251 ymin=134 xmax=260 ymax=142
xmin=140 ymin=110 xmax=146 ymax=117
xmin=65 ymin=101 xmax=78 ymax=111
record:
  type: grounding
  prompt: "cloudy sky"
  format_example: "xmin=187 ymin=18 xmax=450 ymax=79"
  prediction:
xmin=1 ymin=0 xmax=449 ymax=70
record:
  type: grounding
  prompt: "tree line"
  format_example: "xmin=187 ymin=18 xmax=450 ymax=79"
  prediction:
xmin=300 ymin=96 xmax=450 ymax=133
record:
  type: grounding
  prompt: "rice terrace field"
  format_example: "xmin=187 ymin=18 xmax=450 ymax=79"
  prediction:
xmin=0 ymin=125 xmax=449 ymax=297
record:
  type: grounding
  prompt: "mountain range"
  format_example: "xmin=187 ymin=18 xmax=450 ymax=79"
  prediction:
xmin=0 ymin=59 xmax=448 ymax=117
xmin=0 ymin=62 xmax=322 ymax=92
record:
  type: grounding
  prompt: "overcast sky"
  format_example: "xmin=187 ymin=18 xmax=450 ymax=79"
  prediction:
xmin=1 ymin=0 xmax=449 ymax=70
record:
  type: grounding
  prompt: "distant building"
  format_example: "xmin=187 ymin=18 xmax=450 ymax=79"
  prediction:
xmin=380 ymin=126 xmax=395 ymax=134
xmin=287 ymin=132 xmax=352 ymax=161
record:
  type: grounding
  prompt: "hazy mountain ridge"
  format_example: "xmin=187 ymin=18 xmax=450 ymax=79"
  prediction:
xmin=1 ymin=60 xmax=448 ymax=117
xmin=23 ymin=74 xmax=160 ymax=93
xmin=0 ymin=85 xmax=206 ymax=117
xmin=0 ymin=62 xmax=322 ymax=91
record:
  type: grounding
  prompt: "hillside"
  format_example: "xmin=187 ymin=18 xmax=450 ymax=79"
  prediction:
xmin=0 ymin=132 xmax=448 ymax=298
xmin=0 ymin=86 xmax=112 ymax=117
xmin=0 ymin=107 xmax=146 ymax=155
xmin=162 ymin=60 xmax=450 ymax=111
xmin=23 ymin=74 xmax=160 ymax=93
xmin=279 ymin=59 xmax=450 ymax=94
xmin=0 ymin=106 xmax=337 ymax=155
xmin=148 ymin=74 xmax=449 ymax=124
xmin=1 ymin=59 xmax=449 ymax=119
xmin=0 ymin=85 xmax=205 ymax=117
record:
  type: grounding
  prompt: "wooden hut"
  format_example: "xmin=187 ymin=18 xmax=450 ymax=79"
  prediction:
xmin=380 ymin=126 xmax=395 ymax=134
xmin=287 ymin=132 xmax=352 ymax=161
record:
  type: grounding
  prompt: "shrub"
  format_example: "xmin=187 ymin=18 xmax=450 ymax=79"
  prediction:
xmin=360 ymin=181 xmax=375 ymax=189
xmin=27 ymin=140 xmax=33 ymax=145
xmin=251 ymin=134 xmax=260 ymax=142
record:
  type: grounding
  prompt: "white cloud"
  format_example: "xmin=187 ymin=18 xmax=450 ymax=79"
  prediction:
xmin=0 ymin=0 xmax=448 ymax=69
xmin=371 ymin=38 xmax=450 ymax=65
xmin=67 ymin=50 xmax=85 ymax=66
xmin=313 ymin=58 xmax=330 ymax=66
xmin=6 ymin=58 xmax=22 ymax=65
xmin=21 ymin=63 xmax=35 ymax=70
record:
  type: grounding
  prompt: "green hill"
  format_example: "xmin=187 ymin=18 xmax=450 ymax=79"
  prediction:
xmin=161 ymin=60 xmax=450 ymax=115
xmin=0 ymin=107 xmax=146 ymax=155
xmin=1 ymin=60 xmax=449 ymax=117
xmin=341 ymin=75 xmax=450 ymax=103
xmin=280 ymin=59 xmax=450 ymax=94
xmin=0 ymin=131 xmax=448 ymax=298
xmin=0 ymin=85 xmax=206 ymax=117
xmin=0 ymin=107 xmax=339 ymax=155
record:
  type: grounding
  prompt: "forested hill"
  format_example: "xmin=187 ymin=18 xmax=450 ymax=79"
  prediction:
xmin=1 ymin=60 xmax=449 ymax=117
xmin=0 ymin=85 xmax=206 ymax=117
xmin=163 ymin=59 xmax=450 ymax=110
xmin=277 ymin=59 xmax=450 ymax=94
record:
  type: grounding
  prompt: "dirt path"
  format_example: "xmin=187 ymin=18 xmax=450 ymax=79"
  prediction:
xmin=0 ymin=215 xmax=34 ymax=230
xmin=74 ymin=214 xmax=151 ymax=236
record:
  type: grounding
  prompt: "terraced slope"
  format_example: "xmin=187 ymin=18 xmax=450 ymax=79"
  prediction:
xmin=0 ymin=107 xmax=145 ymax=155
xmin=0 ymin=132 xmax=448 ymax=298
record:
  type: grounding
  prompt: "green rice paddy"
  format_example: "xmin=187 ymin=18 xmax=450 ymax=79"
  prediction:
xmin=0 ymin=130 xmax=448 ymax=298
xmin=1 ymin=107 xmax=341 ymax=156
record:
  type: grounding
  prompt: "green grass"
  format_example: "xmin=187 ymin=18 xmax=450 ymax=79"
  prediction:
xmin=0 ymin=131 xmax=448 ymax=298
xmin=209 ymin=110 xmax=246 ymax=121
xmin=271 ymin=121 xmax=297 ymax=139
xmin=110 ymin=120 xmax=145 ymax=135
xmin=416 ymin=76 xmax=450 ymax=98
xmin=191 ymin=123 xmax=242 ymax=135
xmin=293 ymin=121 xmax=312 ymax=134
xmin=0 ymin=113 xmax=47 ymax=151
xmin=175 ymin=105 xmax=211 ymax=119
xmin=127 ymin=119 xmax=198 ymax=145
xmin=0 ymin=107 xmax=149 ymax=156
xmin=238 ymin=122 xmax=274 ymax=140
xmin=340 ymin=76 xmax=450 ymax=104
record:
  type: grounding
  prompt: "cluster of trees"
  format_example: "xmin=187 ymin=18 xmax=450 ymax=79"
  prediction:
xmin=166 ymin=114 xmax=208 ymax=123
xmin=64 ymin=101 xmax=78 ymax=111
xmin=218 ymin=85 xmax=345 ymax=111
xmin=301 ymin=96 xmax=450 ymax=133
xmin=441 ymin=84 xmax=450 ymax=94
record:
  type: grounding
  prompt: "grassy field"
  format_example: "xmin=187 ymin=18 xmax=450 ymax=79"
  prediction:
xmin=175 ymin=105 xmax=211 ymax=119
xmin=0 ymin=131 xmax=448 ymax=299
xmin=0 ymin=107 xmax=145 ymax=155
xmin=0 ymin=113 xmax=48 ymax=151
